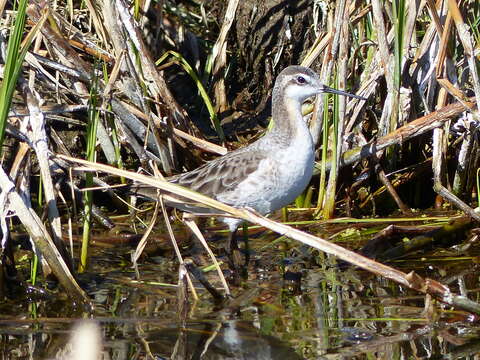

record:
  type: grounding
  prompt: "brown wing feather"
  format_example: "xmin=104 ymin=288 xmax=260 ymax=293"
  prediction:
xmin=168 ymin=150 xmax=267 ymax=199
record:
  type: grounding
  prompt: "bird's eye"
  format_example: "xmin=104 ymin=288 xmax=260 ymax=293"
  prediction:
xmin=296 ymin=76 xmax=306 ymax=84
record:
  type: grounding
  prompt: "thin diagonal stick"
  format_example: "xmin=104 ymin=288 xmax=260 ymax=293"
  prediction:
xmin=182 ymin=216 xmax=230 ymax=296
xmin=159 ymin=196 xmax=198 ymax=300
xmin=131 ymin=198 xmax=159 ymax=279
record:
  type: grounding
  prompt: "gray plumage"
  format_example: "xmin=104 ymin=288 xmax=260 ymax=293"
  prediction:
xmin=132 ymin=66 xmax=364 ymax=231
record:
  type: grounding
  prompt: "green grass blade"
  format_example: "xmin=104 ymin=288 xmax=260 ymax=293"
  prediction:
xmin=157 ymin=50 xmax=224 ymax=140
xmin=79 ymin=74 xmax=100 ymax=273
xmin=477 ymin=167 xmax=480 ymax=207
xmin=0 ymin=0 xmax=29 ymax=149
xmin=392 ymin=0 xmax=406 ymax=91
xmin=316 ymin=97 xmax=330 ymax=212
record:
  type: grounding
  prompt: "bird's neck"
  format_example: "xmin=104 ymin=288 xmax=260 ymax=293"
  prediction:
xmin=268 ymin=96 xmax=308 ymax=145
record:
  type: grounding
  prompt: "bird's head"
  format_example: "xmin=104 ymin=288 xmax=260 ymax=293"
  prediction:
xmin=275 ymin=65 xmax=366 ymax=103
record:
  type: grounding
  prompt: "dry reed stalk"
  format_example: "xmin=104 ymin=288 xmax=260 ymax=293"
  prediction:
xmin=60 ymin=154 xmax=480 ymax=314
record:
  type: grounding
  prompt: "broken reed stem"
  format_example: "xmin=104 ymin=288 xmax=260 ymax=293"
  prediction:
xmin=59 ymin=154 xmax=480 ymax=315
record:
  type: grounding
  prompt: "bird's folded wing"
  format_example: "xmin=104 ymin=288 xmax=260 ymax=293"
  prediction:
xmin=128 ymin=149 xmax=269 ymax=215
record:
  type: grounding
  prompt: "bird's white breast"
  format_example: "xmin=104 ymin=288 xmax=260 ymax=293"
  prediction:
xmin=269 ymin=131 xmax=314 ymax=210
xmin=224 ymin=130 xmax=314 ymax=215
xmin=217 ymin=100 xmax=315 ymax=228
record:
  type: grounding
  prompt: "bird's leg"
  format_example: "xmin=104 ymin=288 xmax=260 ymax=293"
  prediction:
xmin=225 ymin=229 xmax=246 ymax=282
xmin=225 ymin=229 xmax=240 ymax=267
xmin=240 ymin=223 xmax=250 ymax=272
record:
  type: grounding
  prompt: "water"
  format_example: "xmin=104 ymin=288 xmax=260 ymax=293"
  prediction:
xmin=1 ymin=213 xmax=479 ymax=359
